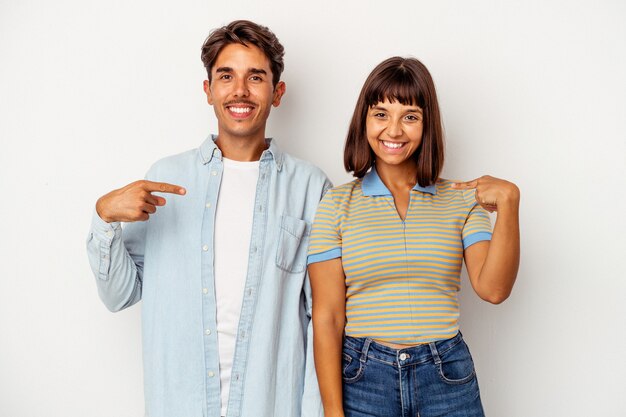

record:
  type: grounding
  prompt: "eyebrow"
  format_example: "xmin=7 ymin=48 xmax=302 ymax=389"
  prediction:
xmin=214 ymin=67 xmax=267 ymax=76
xmin=371 ymin=105 xmax=423 ymax=113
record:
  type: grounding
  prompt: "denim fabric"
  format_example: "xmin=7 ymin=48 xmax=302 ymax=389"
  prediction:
xmin=342 ymin=332 xmax=484 ymax=417
xmin=86 ymin=136 xmax=331 ymax=417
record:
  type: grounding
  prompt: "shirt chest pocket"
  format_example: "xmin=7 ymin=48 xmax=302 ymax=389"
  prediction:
xmin=275 ymin=214 xmax=311 ymax=273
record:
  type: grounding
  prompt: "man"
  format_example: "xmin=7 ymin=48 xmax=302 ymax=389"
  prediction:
xmin=86 ymin=20 xmax=330 ymax=417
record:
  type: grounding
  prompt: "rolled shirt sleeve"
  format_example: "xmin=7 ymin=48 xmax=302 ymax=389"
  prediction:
xmin=461 ymin=190 xmax=493 ymax=249
xmin=307 ymin=189 xmax=343 ymax=265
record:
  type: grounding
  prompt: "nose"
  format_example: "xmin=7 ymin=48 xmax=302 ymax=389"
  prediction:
xmin=386 ymin=118 xmax=402 ymax=138
xmin=233 ymin=77 xmax=249 ymax=97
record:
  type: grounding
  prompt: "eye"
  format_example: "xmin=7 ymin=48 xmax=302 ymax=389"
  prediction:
xmin=219 ymin=74 xmax=232 ymax=81
xmin=372 ymin=112 xmax=386 ymax=118
xmin=405 ymin=114 xmax=421 ymax=121
xmin=250 ymin=75 xmax=263 ymax=82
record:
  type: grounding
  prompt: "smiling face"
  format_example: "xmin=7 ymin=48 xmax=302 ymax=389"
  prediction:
xmin=366 ymin=99 xmax=424 ymax=171
xmin=203 ymin=43 xmax=285 ymax=144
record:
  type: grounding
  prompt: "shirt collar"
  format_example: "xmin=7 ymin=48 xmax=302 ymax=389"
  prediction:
xmin=361 ymin=165 xmax=437 ymax=196
xmin=199 ymin=134 xmax=284 ymax=171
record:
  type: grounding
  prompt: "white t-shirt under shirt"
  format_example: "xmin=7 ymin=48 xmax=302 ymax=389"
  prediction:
xmin=213 ymin=157 xmax=259 ymax=416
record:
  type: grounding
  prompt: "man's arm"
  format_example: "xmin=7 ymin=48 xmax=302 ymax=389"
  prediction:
xmin=86 ymin=180 xmax=185 ymax=311
xmin=300 ymin=270 xmax=325 ymax=417
xmin=300 ymin=178 xmax=335 ymax=417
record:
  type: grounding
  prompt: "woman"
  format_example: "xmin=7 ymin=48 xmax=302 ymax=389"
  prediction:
xmin=307 ymin=57 xmax=520 ymax=417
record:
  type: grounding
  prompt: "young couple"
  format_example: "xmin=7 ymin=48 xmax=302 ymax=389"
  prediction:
xmin=87 ymin=20 xmax=520 ymax=417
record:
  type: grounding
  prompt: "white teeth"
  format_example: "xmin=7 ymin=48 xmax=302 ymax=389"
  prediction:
xmin=382 ymin=141 xmax=404 ymax=149
xmin=229 ymin=107 xmax=252 ymax=114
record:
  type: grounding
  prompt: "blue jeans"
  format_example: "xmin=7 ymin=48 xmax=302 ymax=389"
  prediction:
xmin=342 ymin=332 xmax=485 ymax=417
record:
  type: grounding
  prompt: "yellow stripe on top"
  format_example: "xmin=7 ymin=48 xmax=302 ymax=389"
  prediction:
xmin=308 ymin=167 xmax=492 ymax=345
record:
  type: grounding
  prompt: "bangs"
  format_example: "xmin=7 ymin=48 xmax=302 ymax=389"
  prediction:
xmin=364 ymin=66 xmax=425 ymax=108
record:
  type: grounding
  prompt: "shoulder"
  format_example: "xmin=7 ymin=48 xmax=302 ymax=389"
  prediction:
xmin=322 ymin=179 xmax=362 ymax=204
xmin=281 ymin=152 xmax=329 ymax=183
xmin=435 ymin=178 xmax=456 ymax=193
xmin=146 ymin=147 xmax=200 ymax=178
xmin=330 ymin=179 xmax=362 ymax=193
xmin=436 ymin=178 xmax=476 ymax=206
xmin=279 ymin=152 xmax=333 ymax=200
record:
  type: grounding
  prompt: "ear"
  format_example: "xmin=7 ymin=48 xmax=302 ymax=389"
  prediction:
xmin=272 ymin=81 xmax=286 ymax=107
xmin=203 ymin=80 xmax=213 ymax=105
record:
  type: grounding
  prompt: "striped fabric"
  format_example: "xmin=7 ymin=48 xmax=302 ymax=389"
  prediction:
xmin=307 ymin=167 xmax=492 ymax=344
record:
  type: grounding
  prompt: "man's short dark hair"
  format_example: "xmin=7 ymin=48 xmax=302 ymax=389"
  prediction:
xmin=201 ymin=20 xmax=285 ymax=87
xmin=344 ymin=56 xmax=445 ymax=187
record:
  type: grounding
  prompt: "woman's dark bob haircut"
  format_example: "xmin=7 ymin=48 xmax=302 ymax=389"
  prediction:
xmin=344 ymin=57 xmax=444 ymax=187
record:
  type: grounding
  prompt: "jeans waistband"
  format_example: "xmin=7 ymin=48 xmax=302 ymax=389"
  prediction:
xmin=343 ymin=332 xmax=464 ymax=367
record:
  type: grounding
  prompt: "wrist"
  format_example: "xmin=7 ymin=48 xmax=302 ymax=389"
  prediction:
xmin=322 ymin=401 xmax=345 ymax=417
xmin=497 ymin=183 xmax=520 ymax=207
xmin=96 ymin=197 xmax=114 ymax=223
xmin=495 ymin=200 xmax=519 ymax=217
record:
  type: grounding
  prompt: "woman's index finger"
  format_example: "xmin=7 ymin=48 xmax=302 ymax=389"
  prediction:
xmin=451 ymin=179 xmax=478 ymax=190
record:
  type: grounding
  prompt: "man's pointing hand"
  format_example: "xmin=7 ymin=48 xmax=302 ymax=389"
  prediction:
xmin=96 ymin=180 xmax=186 ymax=223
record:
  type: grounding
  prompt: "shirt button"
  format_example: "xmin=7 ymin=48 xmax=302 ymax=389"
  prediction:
xmin=251 ymin=246 xmax=257 ymax=253
xmin=202 ymin=245 xmax=209 ymax=251
xmin=205 ymin=202 xmax=211 ymax=208
xmin=399 ymin=353 xmax=408 ymax=361
xmin=211 ymin=171 xmax=217 ymax=176
xmin=202 ymin=288 xmax=208 ymax=294
xmin=258 ymin=205 xmax=263 ymax=212
xmin=208 ymin=371 xmax=215 ymax=377
xmin=205 ymin=329 xmax=211 ymax=335
xmin=105 ymin=230 xmax=114 ymax=238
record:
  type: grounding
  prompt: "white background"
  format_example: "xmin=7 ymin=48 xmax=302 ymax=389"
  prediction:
xmin=1 ymin=1 xmax=625 ymax=416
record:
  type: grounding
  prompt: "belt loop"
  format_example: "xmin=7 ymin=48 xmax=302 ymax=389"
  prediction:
xmin=360 ymin=338 xmax=372 ymax=363
xmin=428 ymin=342 xmax=441 ymax=365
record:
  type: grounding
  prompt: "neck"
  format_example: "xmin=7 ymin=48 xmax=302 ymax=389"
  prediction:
xmin=375 ymin=161 xmax=418 ymax=192
xmin=215 ymin=133 xmax=267 ymax=161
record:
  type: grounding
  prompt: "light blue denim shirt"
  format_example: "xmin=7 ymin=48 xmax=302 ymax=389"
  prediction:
xmin=86 ymin=136 xmax=331 ymax=417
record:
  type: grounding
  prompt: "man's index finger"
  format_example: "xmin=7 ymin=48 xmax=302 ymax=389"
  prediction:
xmin=143 ymin=180 xmax=186 ymax=195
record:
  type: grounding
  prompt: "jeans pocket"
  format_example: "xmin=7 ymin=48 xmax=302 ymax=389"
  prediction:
xmin=437 ymin=339 xmax=476 ymax=385
xmin=275 ymin=214 xmax=310 ymax=273
xmin=342 ymin=348 xmax=365 ymax=383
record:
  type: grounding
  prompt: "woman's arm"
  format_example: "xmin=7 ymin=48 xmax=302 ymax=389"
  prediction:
xmin=453 ymin=175 xmax=520 ymax=304
xmin=308 ymin=258 xmax=347 ymax=417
